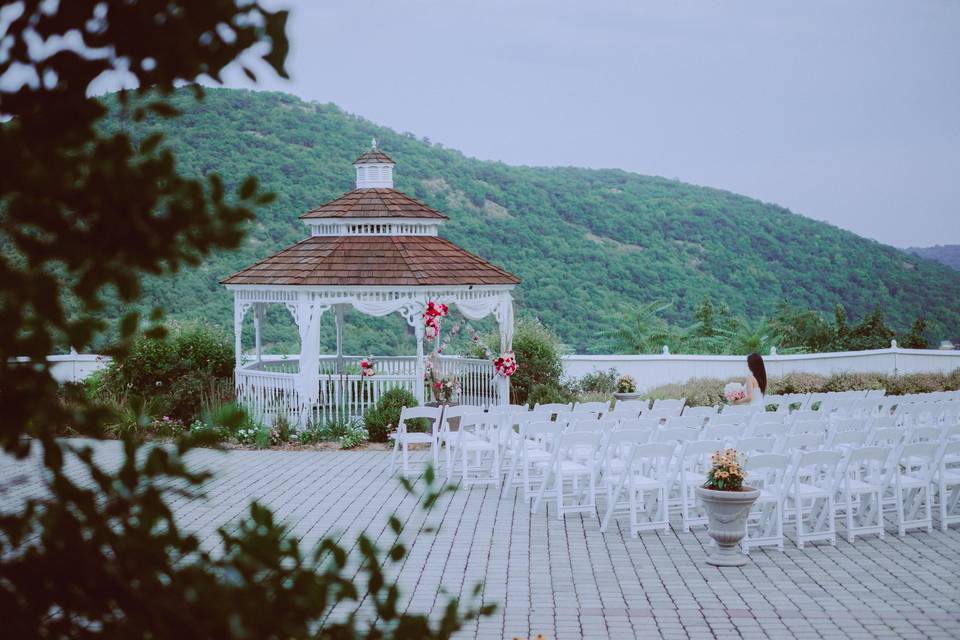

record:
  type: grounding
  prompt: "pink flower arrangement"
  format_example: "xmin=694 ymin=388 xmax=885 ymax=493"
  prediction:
xmin=360 ymin=356 xmax=375 ymax=378
xmin=723 ymin=382 xmax=745 ymax=403
xmin=423 ymin=300 xmax=449 ymax=342
xmin=493 ymin=351 xmax=518 ymax=377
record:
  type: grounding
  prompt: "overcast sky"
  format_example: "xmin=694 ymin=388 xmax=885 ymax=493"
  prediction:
xmin=211 ymin=2 xmax=958 ymax=246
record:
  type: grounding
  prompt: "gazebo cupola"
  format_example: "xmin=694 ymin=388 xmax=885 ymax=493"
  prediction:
xmin=353 ymin=138 xmax=395 ymax=188
xmin=222 ymin=142 xmax=519 ymax=426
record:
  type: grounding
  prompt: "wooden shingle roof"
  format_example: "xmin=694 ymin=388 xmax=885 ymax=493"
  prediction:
xmin=221 ymin=236 xmax=519 ymax=287
xmin=300 ymin=189 xmax=448 ymax=220
xmin=353 ymin=148 xmax=395 ymax=164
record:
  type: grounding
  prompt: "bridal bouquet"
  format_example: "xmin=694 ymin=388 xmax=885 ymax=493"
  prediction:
xmin=723 ymin=382 xmax=745 ymax=403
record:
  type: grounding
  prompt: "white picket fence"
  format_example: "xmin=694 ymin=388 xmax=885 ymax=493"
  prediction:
xmin=562 ymin=344 xmax=960 ymax=392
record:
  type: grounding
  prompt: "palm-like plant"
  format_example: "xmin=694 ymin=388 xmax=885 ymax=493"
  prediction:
xmin=610 ymin=301 xmax=676 ymax=354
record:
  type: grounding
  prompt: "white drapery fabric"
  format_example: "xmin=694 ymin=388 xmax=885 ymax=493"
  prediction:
xmin=296 ymin=301 xmax=329 ymax=412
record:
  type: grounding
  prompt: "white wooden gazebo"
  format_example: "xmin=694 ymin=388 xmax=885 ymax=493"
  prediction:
xmin=222 ymin=142 xmax=519 ymax=426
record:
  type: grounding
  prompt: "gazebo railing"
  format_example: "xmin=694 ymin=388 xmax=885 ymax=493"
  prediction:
xmin=236 ymin=354 xmax=498 ymax=427
xmin=235 ymin=367 xmax=301 ymax=426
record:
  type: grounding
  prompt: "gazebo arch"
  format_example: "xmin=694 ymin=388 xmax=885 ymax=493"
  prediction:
xmin=222 ymin=141 xmax=519 ymax=426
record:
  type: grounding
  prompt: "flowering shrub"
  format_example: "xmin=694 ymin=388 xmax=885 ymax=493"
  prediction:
xmin=705 ymin=449 xmax=747 ymax=491
xmin=723 ymin=382 xmax=745 ymax=403
xmin=423 ymin=300 xmax=449 ymax=341
xmin=235 ymin=426 xmax=258 ymax=445
xmin=151 ymin=415 xmax=187 ymax=438
xmin=493 ymin=351 xmax=518 ymax=377
xmin=616 ymin=375 xmax=637 ymax=394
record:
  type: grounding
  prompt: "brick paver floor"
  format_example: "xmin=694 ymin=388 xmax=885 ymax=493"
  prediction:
xmin=2 ymin=440 xmax=959 ymax=639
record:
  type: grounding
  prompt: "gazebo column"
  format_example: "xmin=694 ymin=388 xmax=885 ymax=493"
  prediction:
xmin=334 ymin=303 xmax=346 ymax=375
xmin=414 ymin=323 xmax=426 ymax=405
xmin=253 ymin=302 xmax=265 ymax=363
xmin=233 ymin=296 xmax=248 ymax=370
xmin=496 ymin=293 xmax=515 ymax=406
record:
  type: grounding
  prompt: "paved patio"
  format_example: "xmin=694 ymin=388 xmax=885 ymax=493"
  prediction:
xmin=2 ymin=440 xmax=959 ymax=639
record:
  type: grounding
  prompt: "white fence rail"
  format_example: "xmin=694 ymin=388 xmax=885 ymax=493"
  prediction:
xmin=26 ymin=345 xmax=960 ymax=402
xmin=562 ymin=346 xmax=960 ymax=392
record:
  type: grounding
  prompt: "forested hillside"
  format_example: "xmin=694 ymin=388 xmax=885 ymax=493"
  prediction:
xmin=94 ymin=88 xmax=960 ymax=353
xmin=906 ymin=245 xmax=960 ymax=272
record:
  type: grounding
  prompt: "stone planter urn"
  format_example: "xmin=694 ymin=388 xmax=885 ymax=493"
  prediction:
xmin=695 ymin=485 xmax=760 ymax=567
xmin=612 ymin=391 xmax=640 ymax=401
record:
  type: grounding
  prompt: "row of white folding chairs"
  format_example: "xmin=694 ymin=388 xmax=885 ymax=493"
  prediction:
xmin=521 ymin=424 xmax=960 ymax=549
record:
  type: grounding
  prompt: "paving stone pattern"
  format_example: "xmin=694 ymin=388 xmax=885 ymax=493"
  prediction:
xmin=2 ymin=441 xmax=958 ymax=639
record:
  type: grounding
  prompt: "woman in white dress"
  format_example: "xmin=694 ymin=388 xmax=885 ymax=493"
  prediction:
xmin=735 ymin=352 xmax=767 ymax=405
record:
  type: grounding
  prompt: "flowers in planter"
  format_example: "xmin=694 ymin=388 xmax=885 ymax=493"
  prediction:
xmin=704 ymin=448 xmax=747 ymax=491
xmin=423 ymin=301 xmax=449 ymax=341
xmin=432 ymin=374 xmax=461 ymax=404
xmin=616 ymin=374 xmax=637 ymax=394
xmin=723 ymin=382 xmax=745 ymax=403
xmin=359 ymin=356 xmax=375 ymax=377
xmin=493 ymin=351 xmax=518 ymax=377
xmin=428 ymin=359 xmax=461 ymax=403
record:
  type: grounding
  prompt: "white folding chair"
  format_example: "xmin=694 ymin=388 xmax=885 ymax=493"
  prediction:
xmin=749 ymin=421 xmax=788 ymax=449
xmin=654 ymin=427 xmax=700 ymax=445
xmin=702 ymin=424 xmax=745 ymax=446
xmin=533 ymin=402 xmax=573 ymax=421
xmin=599 ymin=428 xmax=653 ymax=504
xmin=389 ymin=405 xmax=443 ymax=476
xmin=651 ymin=398 xmax=686 ymax=416
xmin=712 ymin=412 xmax=752 ymax=428
xmin=600 ymin=442 xmax=676 ymax=536
xmin=936 ymin=440 xmax=960 ymax=531
xmin=533 ymin=431 xmax=602 ymax=519
xmin=665 ymin=415 xmax=707 ymax=430
xmin=681 ymin=405 xmax=719 ymax=420
xmin=719 ymin=404 xmax=757 ymax=417
xmin=892 ymin=442 xmax=939 ymax=536
xmin=610 ymin=399 xmax=648 ymax=416
xmin=828 ymin=430 xmax=868 ymax=451
xmin=837 ymin=446 xmax=889 ymax=542
xmin=677 ymin=439 xmax=724 ymax=531
xmin=736 ymin=436 xmax=777 ymax=456
xmin=779 ymin=432 xmax=823 ymax=455
xmin=448 ymin=411 xmax=501 ymax=487
xmin=743 ymin=453 xmax=791 ymax=553
xmin=790 ymin=450 xmax=842 ymax=548
xmin=509 ymin=420 xmax=558 ymax=501
xmin=438 ymin=404 xmax=473 ymax=478
xmin=573 ymin=400 xmax=611 ymax=417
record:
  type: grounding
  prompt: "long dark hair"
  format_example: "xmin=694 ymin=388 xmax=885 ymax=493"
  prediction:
xmin=747 ymin=352 xmax=767 ymax=394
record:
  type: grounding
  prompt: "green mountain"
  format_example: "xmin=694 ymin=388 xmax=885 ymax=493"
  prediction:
xmin=96 ymin=88 xmax=960 ymax=353
xmin=906 ymin=245 xmax=960 ymax=272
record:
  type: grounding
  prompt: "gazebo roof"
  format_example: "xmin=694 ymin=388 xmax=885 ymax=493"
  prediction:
xmin=353 ymin=147 xmax=395 ymax=165
xmin=300 ymin=189 xmax=447 ymax=220
xmin=221 ymin=235 xmax=519 ymax=287
xmin=223 ymin=143 xmax=518 ymax=289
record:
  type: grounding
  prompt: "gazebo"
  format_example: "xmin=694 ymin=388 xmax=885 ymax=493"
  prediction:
xmin=222 ymin=142 xmax=519 ymax=427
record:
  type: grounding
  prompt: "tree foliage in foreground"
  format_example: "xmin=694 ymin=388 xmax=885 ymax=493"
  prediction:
xmin=0 ymin=2 xmax=490 ymax=636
